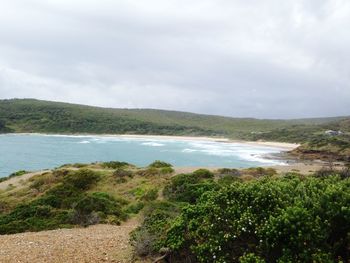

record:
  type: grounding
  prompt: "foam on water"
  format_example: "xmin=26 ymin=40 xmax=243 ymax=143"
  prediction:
xmin=141 ymin=142 xmax=165 ymax=147
xmin=78 ymin=140 xmax=91 ymax=144
xmin=181 ymin=141 xmax=285 ymax=165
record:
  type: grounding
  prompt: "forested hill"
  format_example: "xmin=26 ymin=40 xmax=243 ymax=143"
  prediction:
xmin=0 ymin=99 xmax=293 ymax=136
xmin=0 ymin=99 xmax=348 ymax=138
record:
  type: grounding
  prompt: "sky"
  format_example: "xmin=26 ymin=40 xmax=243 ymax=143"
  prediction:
xmin=0 ymin=0 xmax=349 ymax=119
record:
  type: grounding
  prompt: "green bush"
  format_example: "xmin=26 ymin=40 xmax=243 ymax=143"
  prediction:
xmin=160 ymin=167 xmax=175 ymax=174
xmin=72 ymin=192 xmax=126 ymax=226
xmin=102 ymin=161 xmax=130 ymax=169
xmin=130 ymin=201 xmax=180 ymax=257
xmin=124 ymin=202 xmax=145 ymax=214
xmin=193 ymin=169 xmax=214 ymax=179
xmin=149 ymin=160 xmax=173 ymax=168
xmin=163 ymin=172 xmax=218 ymax=203
xmin=0 ymin=203 xmax=74 ymax=234
xmin=164 ymin=175 xmax=350 ymax=262
xmin=9 ymin=170 xmax=28 ymax=178
xmin=113 ymin=168 xmax=133 ymax=178
xmin=141 ymin=188 xmax=159 ymax=202
xmin=64 ymin=169 xmax=100 ymax=190
xmin=217 ymin=168 xmax=241 ymax=176
xmin=239 ymin=253 xmax=266 ymax=263
xmin=218 ymin=174 xmax=242 ymax=185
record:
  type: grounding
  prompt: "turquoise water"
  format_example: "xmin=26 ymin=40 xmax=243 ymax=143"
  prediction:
xmin=0 ymin=134 xmax=286 ymax=177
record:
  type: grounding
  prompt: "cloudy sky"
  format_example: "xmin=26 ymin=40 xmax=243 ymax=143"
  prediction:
xmin=0 ymin=0 xmax=349 ymax=118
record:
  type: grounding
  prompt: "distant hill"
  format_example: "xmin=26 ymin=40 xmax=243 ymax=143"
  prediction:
xmin=0 ymin=98 xmax=347 ymax=137
xmin=1 ymin=99 xmax=349 ymax=161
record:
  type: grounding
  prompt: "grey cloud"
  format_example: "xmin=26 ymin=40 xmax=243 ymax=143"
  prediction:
xmin=0 ymin=0 xmax=349 ymax=118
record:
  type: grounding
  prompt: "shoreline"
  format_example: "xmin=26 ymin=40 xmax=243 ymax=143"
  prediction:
xmin=1 ymin=132 xmax=300 ymax=150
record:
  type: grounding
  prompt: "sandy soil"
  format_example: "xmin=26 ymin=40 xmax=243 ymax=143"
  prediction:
xmin=271 ymin=162 xmax=323 ymax=174
xmin=271 ymin=161 xmax=344 ymax=174
xmin=0 ymin=170 xmax=50 ymax=191
xmin=0 ymin=218 xmax=141 ymax=263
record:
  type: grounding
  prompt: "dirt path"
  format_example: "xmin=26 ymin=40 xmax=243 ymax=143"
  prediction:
xmin=0 ymin=217 xmax=140 ymax=263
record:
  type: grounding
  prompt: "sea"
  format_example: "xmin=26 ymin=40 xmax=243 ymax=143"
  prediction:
xmin=0 ymin=134 xmax=287 ymax=177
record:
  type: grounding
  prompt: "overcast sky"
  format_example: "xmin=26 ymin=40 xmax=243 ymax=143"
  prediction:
xmin=0 ymin=0 xmax=349 ymax=119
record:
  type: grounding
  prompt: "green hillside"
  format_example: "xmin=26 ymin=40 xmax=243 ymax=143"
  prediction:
xmin=1 ymin=98 xmax=350 ymax=161
xmin=0 ymin=98 xmax=290 ymax=137
xmin=0 ymin=98 xmax=347 ymax=137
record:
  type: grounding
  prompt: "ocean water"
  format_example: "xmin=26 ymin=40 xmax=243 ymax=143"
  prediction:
xmin=0 ymin=134 xmax=287 ymax=178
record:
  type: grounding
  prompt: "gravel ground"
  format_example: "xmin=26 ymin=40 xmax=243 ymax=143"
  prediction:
xmin=0 ymin=219 xmax=139 ymax=263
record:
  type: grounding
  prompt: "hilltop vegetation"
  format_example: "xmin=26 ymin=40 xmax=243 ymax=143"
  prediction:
xmin=0 ymin=98 xmax=347 ymax=137
xmin=0 ymin=162 xmax=349 ymax=262
xmin=1 ymin=98 xmax=350 ymax=161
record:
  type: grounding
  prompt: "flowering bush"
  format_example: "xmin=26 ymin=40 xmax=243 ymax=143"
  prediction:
xmin=164 ymin=175 xmax=350 ymax=262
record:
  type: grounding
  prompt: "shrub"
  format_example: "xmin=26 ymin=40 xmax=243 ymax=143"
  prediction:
xmin=242 ymin=167 xmax=277 ymax=177
xmin=52 ymin=169 xmax=70 ymax=178
xmin=9 ymin=170 xmax=28 ymax=178
xmin=64 ymin=169 xmax=100 ymax=190
xmin=315 ymin=167 xmax=336 ymax=178
xmin=160 ymin=167 xmax=175 ymax=175
xmin=193 ymin=169 xmax=214 ymax=179
xmin=0 ymin=204 xmax=73 ymax=234
xmin=218 ymin=175 xmax=242 ymax=185
xmin=217 ymin=168 xmax=241 ymax=177
xmin=149 ymin=161 xmax=173 ymax=168
xmin=164 ymin=175 xmax=350 ymax=262
xmin=130 ymin=187 xmax=147 ymax=198
xmin=113 ymin=168 xmax=133 ymax=178
xmin=141 ymin=188 xmax=158 ymax=202
xmin=102 ymin=161 xmax=129 ymax=169
xmin=130 ymin=201 xmax=180 ymax=257
xmin=136 ymin=167 xmax=159 ymax=177
xmin=239 ymin=253 xmax=266 ymax=263
xmin=124 ymin=202 xmax=145 ymax=214
xmin=42 ymin=183 xmax=83 ymax=208
xmin=163 ymin=172 xmax=218 ymax=203
xmin=72 ymin=192 xmax=126 ymax=226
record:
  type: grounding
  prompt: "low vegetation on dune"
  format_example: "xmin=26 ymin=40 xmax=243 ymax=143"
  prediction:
xmin=0 ymin=162 xmax=349 ymax=262
xmin=0 ymin=161 xmax=175 ymax=234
